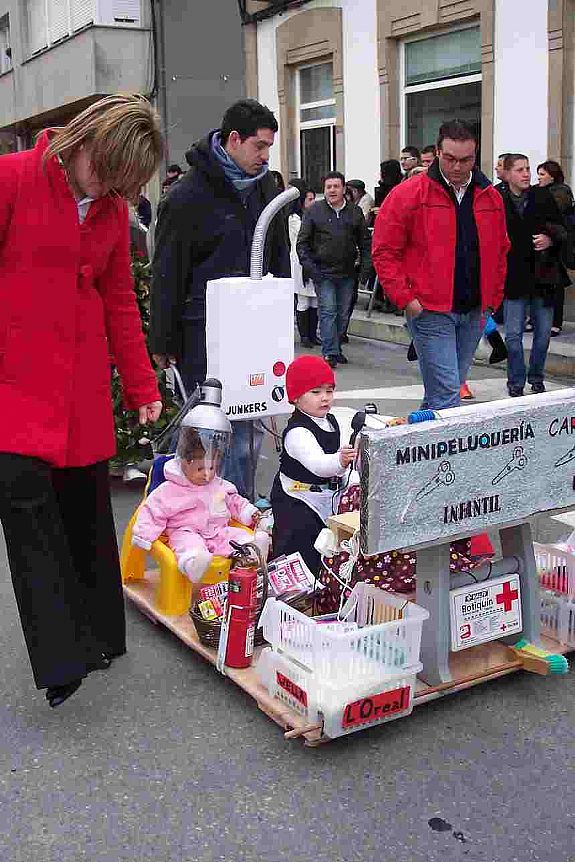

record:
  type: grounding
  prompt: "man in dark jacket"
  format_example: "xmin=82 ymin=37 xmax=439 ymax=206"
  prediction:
xmin=150 ymin=99 xmax=290 ymax=496
xmin=297 ymin=171 xmax=371 ymax=367
xmin=499 ymin=153 xmax=566 ymax=396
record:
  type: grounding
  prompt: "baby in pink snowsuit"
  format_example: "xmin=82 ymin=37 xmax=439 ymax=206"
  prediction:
xmin=132 ymin=452 xmax=270 ymax=582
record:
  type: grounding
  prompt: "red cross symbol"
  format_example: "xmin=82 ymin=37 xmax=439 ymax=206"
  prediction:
xmin=496 ymin=581 xmax=519 ymax=613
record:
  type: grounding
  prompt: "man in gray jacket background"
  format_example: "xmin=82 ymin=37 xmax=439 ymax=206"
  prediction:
xmin=297 ymin=171 xmax=372 ymax=367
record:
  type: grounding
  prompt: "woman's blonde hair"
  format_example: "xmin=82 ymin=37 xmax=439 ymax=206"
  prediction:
xmin=43 ymin=93 xmax=164 ymax=200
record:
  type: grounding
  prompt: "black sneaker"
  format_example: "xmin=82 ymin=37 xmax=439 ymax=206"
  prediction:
xmin=508 ymin=386 xmax=524 ymax=397
xmin=530 ymin=382 xmax=546 ymax=394
xmin=336 ymin=353 xmax=348 ymax=365
xmin=325 ymin=356 xmax=338 ymax=369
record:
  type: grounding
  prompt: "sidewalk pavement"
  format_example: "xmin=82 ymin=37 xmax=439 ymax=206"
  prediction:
xmin=349 ymin=307 xmax=575 ymax=380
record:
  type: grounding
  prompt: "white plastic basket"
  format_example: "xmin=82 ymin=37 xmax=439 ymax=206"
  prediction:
xmin=319 ymin=664 xmax=420 ymax=739
xmin=540 ymin=589 xmax=575 ymax=647
xmin=255 ymin=648 xmax=320 ymax=723
xmin=534 ymin=542 xmax=575 ymax=598
xmin=258 ymin=584 xmax=429 ymax=683
xmin=255 ymin=645 xmax=420 ymax=739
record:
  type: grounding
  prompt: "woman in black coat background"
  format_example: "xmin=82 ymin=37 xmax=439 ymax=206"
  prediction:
xmin=537 ymin=159 xmax=574 ymax=335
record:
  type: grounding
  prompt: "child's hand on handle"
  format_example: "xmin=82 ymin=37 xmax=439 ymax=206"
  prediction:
xmin=339 ymin=444 xmax=357 ymax=468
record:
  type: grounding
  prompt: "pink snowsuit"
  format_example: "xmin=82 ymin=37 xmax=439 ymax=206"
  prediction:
xmin=132 ymin=458 xmax=269 ymax=582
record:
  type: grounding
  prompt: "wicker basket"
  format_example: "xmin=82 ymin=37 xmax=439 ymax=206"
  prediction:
xmin=190 ymin=543 xmax=268 ymax=651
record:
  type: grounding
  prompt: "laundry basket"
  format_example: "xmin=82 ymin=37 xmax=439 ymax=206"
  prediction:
xmin=534 ymin=542 xmax=575 ymax=597
xmin=259 ymin=583 xmax=429 ymax=684
xmin=540 ymin=589 xmax=575 ymax=648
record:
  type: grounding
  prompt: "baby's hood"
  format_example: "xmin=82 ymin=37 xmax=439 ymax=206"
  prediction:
xmin=163 ymin=457 xmax=194 ymax=488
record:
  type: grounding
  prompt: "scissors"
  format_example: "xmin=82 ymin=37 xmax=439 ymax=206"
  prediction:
xmin=415 ymin=460 xmax=455 ymax=501
xmin=555 ymin=445 xmax=575 ymax=468
xmin=492 ymin=445 xmax=528 ymax=485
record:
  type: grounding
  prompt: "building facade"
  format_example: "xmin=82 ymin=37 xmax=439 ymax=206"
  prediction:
xmin=0 ymin=0 xmax=245 ymax=168
xmin=240 ymin=0 xmax=575 ymax=191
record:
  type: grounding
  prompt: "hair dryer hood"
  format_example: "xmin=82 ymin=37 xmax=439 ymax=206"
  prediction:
xmin=181 ymin=378 xmax=232 ymax=435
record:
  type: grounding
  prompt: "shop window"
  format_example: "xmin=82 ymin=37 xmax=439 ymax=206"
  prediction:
xmin=298 ymin=61 xmax=336 ymax=192
xmin=0 ymin=15 xmax=11 ymax=74
xmin=402 ymin=26 xmax=481 ymax=153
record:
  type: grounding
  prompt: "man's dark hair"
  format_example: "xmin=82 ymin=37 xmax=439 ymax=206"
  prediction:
xmin=498 ymin=152 xmax=512 ymax=161
xmin=323 ymin=170 xmax=346 ymax=187
xmin=167 ymin=164 xmax=182 ymax=175
xmin=421 ymin=144 xmax=437 ymax=156
xmin=503 ymin=153 xmax=529 ymax=171
xmin=380 ymin=159 xmax=402 ymax=186
xmin=437 ymin=119 xmax=478 ymax=150
xmin=220 ymin=99 xmax=278 ymax=146
xmin=537 ymin=160 xmax=565 ymax=185
xmin=401 ymin=146 xmax=420 ymax=160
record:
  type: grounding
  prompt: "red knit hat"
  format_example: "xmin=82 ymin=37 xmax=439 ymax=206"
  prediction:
xmin=286 ymin=355 xmax=336 ymax=403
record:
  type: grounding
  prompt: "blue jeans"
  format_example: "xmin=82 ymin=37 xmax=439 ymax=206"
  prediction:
xmin=407 ymin=308 xmax=482 ymax=410
xmin=504 ymin=296 xmax=553 ymax=390
xmin=222 ymin=419 xmax=264 ymax=501
xmin=316 ymin=277 xmax=355 ymax=358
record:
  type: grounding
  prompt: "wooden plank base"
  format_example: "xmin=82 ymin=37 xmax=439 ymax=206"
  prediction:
xmin=123 ymin=572 xmax=570 ymax=745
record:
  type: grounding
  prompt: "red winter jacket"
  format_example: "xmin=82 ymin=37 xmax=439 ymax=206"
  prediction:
xmin=372 ymin=168 xmax=510 ymax=312
xmin=0 ymin=132 xmax=160 ymax=467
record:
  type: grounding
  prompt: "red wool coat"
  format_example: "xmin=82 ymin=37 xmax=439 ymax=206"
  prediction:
xmin=0 ymin=132 xmax=160 ymax=468
xmin=372 ymin=170 xmax=510 ymax=312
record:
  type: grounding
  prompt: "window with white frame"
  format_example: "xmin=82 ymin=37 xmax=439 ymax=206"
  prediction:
xmin=27 ymin=0 xmax=141 ymax=56
xmin=297 ymin=62 xmax=336 ymax=193
xmin=0 ymin=15 xmax=11 ymax=74
xmin=401 ymin=26 xmax=481 ymax=154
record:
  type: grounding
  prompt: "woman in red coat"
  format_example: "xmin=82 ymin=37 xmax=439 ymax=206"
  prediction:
xmin=0 ymin=94 xmax=164 ymax=707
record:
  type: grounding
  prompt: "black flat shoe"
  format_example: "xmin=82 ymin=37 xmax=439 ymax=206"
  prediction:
xmin=46 ymin=679 xmax=83 ymax=708
xmin=86 ymin=653 xmax=113 ymax=673
xmin=336 ymin=353 xmax=348 ymax=365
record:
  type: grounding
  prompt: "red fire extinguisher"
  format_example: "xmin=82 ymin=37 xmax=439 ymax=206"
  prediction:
xmin=221 ymin=543 xmax=266 ymax=669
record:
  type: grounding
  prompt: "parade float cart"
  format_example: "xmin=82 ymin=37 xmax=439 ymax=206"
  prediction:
xmin=122 ymin=388 xmax=575 ymax=745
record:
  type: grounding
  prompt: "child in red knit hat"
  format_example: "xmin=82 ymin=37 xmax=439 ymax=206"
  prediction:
xmin=270 ymin=355 xmax=356 ymax=574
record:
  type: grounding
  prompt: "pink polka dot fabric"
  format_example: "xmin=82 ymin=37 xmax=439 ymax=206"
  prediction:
xmin=315 ymin=484 xmax=481 ymax=614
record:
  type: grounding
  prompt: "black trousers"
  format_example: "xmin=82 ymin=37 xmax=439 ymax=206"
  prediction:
xmin=553 ymin=285 xmax=565 ymax=329
xmin=0 ymin=454 xmax=125 ymax=689
xmin=270 ymin=475 xmax=325 ymax=576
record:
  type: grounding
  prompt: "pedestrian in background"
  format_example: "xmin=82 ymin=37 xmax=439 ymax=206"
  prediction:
xmin=537 ymin=159 xmax=574 ymax=336
xmin=137 ymin=192 xmax=152 ymax=228
xmin=150 ymin=99 xmax=290 ymax=499
xmin=165 ymin=163 xmax=183 ymax=183
xmin=0 ymin=94 xmax=164 ymax=708
xmin=346 ymin=179 xmax=375 ymax=224
xmin=373 ymin=119 xmax=509 ymax=410
xmin=400 ymin=146 xmax=421 ymax=179
xmin=297 ymin=171 xmax=371 ymax=368
xmin=420 ymin=145 xmax=437 ymax=170
xmin=289 ymin=179 xmax=319 ymax=348
xmin=270 ymin=170 xmax=285 ymax=193
xmin=374 ymin=159 xmax=402 ymax=207
xmin=494 ymin=152 xmax=511 ymax=191
xmin=500 ymin=153 xmax=567 ymax=395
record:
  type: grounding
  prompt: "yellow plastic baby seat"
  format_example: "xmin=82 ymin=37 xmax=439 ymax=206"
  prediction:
xmin=120 ymin=455 xmax=252 ymax=616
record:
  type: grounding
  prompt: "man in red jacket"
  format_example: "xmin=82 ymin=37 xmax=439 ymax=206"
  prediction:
xmin=372 ymin=119 xmax=509 ymax=410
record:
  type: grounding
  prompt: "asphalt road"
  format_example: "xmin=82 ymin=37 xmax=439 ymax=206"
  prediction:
xmin=0 ymin=336 xmax=574 ymax=862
